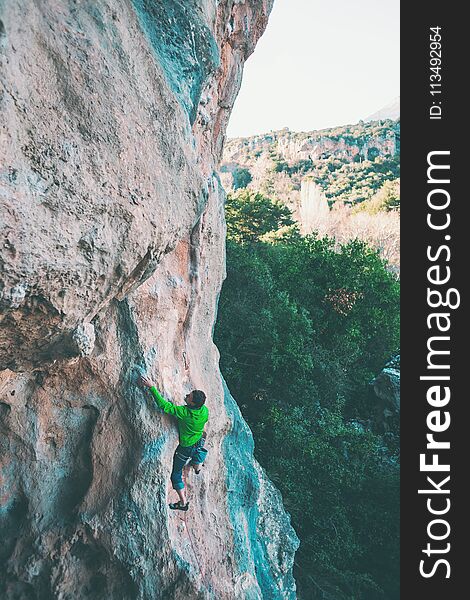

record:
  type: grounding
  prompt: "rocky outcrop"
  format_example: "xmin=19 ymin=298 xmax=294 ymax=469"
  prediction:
xmin=371 ymin=355 xmax=400 ymax=428
xmin=0 ymin=1 xmax=299 ymax=598
xmin=222 ymin=121 xmax=400 ymax=166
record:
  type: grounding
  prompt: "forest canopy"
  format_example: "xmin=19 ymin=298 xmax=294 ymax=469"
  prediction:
xmin=215 ymin=191 xmax=400 ymax=599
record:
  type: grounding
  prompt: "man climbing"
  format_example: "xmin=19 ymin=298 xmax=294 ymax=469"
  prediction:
xmin=139 ymin=375 xmax=208 ymax=512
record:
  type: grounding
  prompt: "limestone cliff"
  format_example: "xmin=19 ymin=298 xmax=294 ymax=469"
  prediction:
xmin=220 ymin=120 xmax=400 ymax=217
xmin=0 ymin=1 xmax=299 ymax=598
xmin=371 ymin=355 xmax=400 ymax=429
xmin=223 ymin=122 xmax=400 ymax=166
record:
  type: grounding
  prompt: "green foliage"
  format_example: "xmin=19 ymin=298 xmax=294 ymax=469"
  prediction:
xmin=273 ymin=159 xmax=290 ymax=173
xmin=311 ymin=156 xmax=400 ymax=206
xmin=367 ymin=146 xmax=380 ymax=161
xmin=232 ymin=166 xmax=252 ymax=190
xmin=274 ymin=158 xmax=315 ymax=176
xmin=353 ymin=179 xmax=400 ymax=215
xmin=225 ymin=190 xmax=295 ymax=243
xmin=315 ymin=119 xmax=399 ymax=143
xmin=215 ymin=195 xmax=400 ymax=599
xmin=223 ymin=119 xmax=400 ymax=208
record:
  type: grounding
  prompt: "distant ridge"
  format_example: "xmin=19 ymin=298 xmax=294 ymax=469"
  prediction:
xmin=365 ymin=97 xmax=400 ymax=122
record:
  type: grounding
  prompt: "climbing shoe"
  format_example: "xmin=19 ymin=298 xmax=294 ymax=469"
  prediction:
xmin=169 ymin=501 xmax=189 ymax=511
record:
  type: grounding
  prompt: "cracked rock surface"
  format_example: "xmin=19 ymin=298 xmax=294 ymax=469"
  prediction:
xmin=0 ymin=1 xmax=299 ymax=598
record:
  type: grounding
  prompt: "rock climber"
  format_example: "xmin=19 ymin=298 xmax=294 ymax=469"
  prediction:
xmin=139 ymin=375 xmax=208 ymax=512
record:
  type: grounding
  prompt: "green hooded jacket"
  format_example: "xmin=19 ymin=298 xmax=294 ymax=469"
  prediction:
xmin=150 ymin=386 xmax=208 ymax=447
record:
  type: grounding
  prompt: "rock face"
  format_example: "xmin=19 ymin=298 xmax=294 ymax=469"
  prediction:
xmin=0 ymin=2 xmax=299 ymax=599
xmin=222 ymin=122 xmax=400 ymax=167
xmin=371 ymin=355 xmax=400 ymax=428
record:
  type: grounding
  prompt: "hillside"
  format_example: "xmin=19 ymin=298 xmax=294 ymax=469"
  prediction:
xmin=221 ymin=119 xmax=400 ymax=270
xmin=221 ymin=119 xmax=400 ymax=206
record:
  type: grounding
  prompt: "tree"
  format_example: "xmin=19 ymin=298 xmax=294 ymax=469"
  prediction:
xmin=232 ymin=167 xmax=252 ymax=190
xmin=225 ymin=190 xmax=295 ymax=243
xmin=215 ymin=204 xmax=400 ymax=598
xmin=354 ymin=179 xmax=400 ymax=215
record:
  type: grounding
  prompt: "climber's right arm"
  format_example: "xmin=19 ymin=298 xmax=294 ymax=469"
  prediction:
xmin=149 ymin=386 xmax=187 ymax=419
xmin=140 ymin=376 xmax=186 ymax=419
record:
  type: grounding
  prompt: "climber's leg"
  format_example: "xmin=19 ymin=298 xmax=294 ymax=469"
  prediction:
xmin=190 ymin=445 xmax=208 ymax=474
xmin=175 ymin=487 xmax=187 ymax=505
xmin=169 ymin=499 xmax=189 ymax=511
xmin=169 ymin=486 xmax=188 ymax=509
xmin=170 ymin=447 xmax=191 ymax=508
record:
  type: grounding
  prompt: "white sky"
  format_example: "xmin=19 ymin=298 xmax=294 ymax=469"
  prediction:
xmin=226 ymin=0 xmax=400 ymax=138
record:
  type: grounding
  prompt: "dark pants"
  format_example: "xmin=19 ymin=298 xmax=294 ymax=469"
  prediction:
xmin=170 ymin=437 xmax=208 ymax=490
